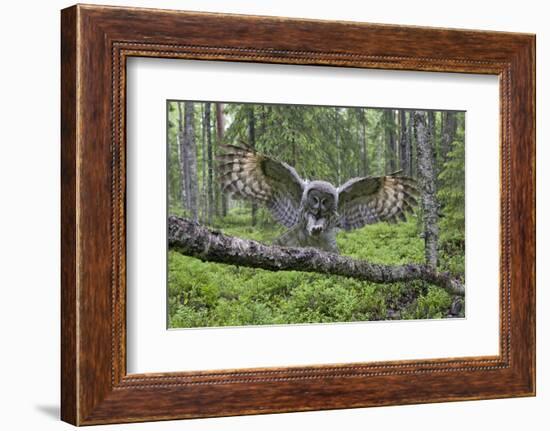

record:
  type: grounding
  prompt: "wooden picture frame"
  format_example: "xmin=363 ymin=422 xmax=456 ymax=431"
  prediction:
xmin=61 ymin=4 xmax=535 ymax=425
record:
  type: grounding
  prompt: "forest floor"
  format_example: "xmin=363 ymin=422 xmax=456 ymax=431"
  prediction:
xmin=168 ymin=207 xmax=464 ymax=328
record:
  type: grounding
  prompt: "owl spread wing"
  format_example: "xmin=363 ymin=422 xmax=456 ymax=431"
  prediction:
xmin=337 ymin=175 xmax=418 ymax=230
xmin=217 ymin=145 xmax=305 ymax=228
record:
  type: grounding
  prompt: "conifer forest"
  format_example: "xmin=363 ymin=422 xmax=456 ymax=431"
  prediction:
xmin=167 ymin=101 xmax=466 ymax=328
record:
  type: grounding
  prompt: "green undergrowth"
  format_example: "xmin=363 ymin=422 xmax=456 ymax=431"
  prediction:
xmin=168 ymin=208 xmax=464 ymax=328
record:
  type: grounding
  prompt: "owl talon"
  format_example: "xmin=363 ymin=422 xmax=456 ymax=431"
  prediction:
xmin=306 ymin=213 xmax=328 ymax=237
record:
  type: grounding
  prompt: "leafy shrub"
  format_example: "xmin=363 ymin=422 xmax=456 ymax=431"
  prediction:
xmin=167 ymin=209 xmax=464 ymax=328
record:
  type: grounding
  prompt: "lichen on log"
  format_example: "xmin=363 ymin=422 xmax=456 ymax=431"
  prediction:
xmin=168 ymin=216 xmax=465 ymax=295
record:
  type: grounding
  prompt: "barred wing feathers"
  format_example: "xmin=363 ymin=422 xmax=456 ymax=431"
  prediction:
xmin=337 ymin=175 xmax=418 ymax=230
xmin=217 ymin=145 xmax=305 ymax=228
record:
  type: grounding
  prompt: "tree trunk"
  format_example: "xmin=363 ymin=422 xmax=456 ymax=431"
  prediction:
xmin=172 ymin=108 xmax=183 ymax=210
xmin=335 ymin=107 xmax=341 ymax=185
xmin=177 ymin=102 xmax=190 ymax=211
xmin=215 ymin=103 xmax=227 ymax=217
xmin=359 ymin=108 xmax=368 ymax=176
xmin=399 ymin=109 xmax=411 ymax=176
xmin=414 ymin=111 xmax=439 ymax=269
xmin=168 ymin=216 xmax=464 ymax=295
xmin=384 ymin=109 xmax=397 ymax=173
xmin=428 ymin=110 xmax=437 ymax=162
xmin=441 ymin=111 xmax=458 ymax=163
xmin=205 ymin=103 xmax=214 ymax=225
xmin=200 ymin=105 xmax=207 ymax=223
xmin=408 ymin=111 xmax=415 ymax=177
xmin=247 ymin=106 xmax=258 ymax=226
xmin=184 ymin=102 xmax=199 ymax=222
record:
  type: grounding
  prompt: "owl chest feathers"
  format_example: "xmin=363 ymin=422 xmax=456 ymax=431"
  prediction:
xmin=274 ymin=219 xmax=339 ymax=253
xmin=274 ymin=181 xmax=340 ymax=253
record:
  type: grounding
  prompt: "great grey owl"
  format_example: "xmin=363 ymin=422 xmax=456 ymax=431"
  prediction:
xmin=218 ymin=144 xmax=418 ymax=253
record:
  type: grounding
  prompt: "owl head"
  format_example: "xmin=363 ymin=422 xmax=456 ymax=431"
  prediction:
xmin=301 ymin=181 xmax=339 ymax=237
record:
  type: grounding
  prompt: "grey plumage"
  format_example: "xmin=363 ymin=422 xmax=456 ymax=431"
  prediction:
xmin=337 ymin=175 xmax=418 ymax=229
xmin=217 ymin=145 xmax=418 ymax=253
xmin=217 ymin=144 xmax=303 ymax=228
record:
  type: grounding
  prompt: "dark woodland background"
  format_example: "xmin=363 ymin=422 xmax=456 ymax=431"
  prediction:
xmin=167 ymin=101 xmax=465 ymax=328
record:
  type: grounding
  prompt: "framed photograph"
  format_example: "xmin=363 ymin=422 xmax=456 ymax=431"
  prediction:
xmin=61 ymin=4 xmax=535 ymax=425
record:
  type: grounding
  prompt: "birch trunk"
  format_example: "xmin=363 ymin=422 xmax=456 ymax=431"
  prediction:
xmin=414 ymin=110 xmax=439 ymax=269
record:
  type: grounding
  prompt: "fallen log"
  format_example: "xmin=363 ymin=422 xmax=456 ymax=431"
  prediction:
xmin=168 ymin=216 xmax=465 ymax=295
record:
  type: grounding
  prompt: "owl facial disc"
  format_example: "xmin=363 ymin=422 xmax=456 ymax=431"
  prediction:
xmin=303 ymin=181 xmax=338 ymax=237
